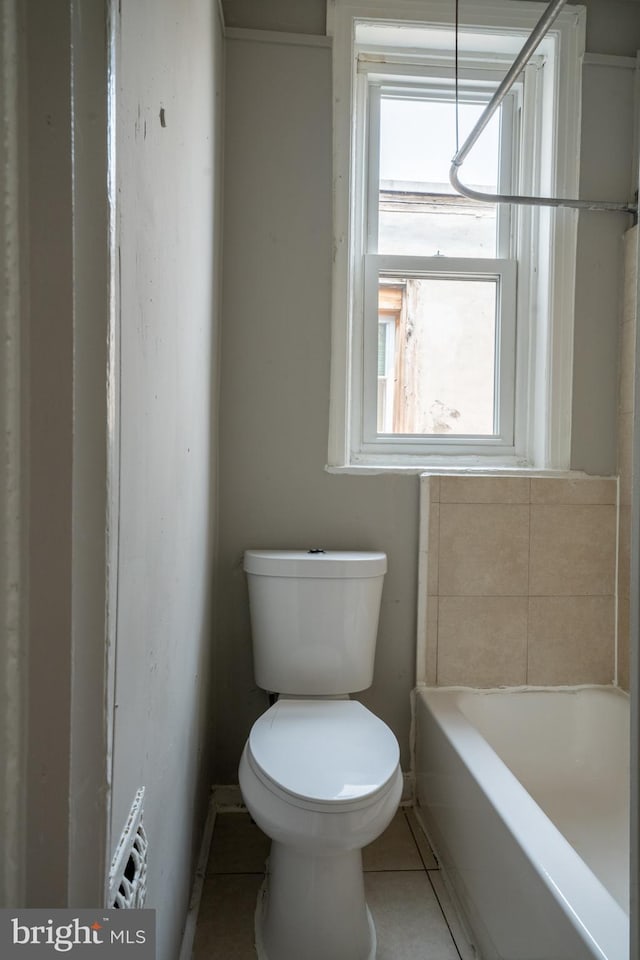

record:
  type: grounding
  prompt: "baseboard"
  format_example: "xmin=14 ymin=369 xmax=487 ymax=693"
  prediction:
xmin=178 ymin=789 xmax=218 ymax=960
xmin=211 ymin=783 xmax=245 ymax=811
xmin=213 ymin=778 xmax=415 ymax=810
xmin=209 ymin=777 xmax=415 ymax=811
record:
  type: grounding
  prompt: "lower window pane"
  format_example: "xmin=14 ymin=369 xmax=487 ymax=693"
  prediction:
xmin=377 ymin=276 xmax=497 ymax=436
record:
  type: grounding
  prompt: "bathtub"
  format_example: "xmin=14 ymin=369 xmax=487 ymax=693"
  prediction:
xmin=414 ymin=686 xmax=629 ymax=960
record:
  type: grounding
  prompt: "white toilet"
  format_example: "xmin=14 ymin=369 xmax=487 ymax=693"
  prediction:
xmin=239 ymin=549 xmax=402 ymax=960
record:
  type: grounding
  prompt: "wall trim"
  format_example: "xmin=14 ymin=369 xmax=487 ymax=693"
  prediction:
xmin=583 ymin=52 xmax=637 ymax=70
xmin=67 ymin=0 xmax=114 ymax=907
xmin=630 ymin=191 xmax=640 ymax=960
xmin=178 ymin=790 xmax=217 ymax=960
xmin=225 ymin=27 xmax=331 ymax=48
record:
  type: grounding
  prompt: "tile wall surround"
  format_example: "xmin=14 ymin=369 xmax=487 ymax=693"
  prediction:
xmin=617 ymin=224 xmax=637 ymax=692
xmin=420 ymin=474 xmax=618 ymax=688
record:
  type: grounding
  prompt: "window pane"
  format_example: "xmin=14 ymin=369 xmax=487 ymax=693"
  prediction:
xmin=378 ymin=97 xmax=500 ymax=257
xmin=377 ymin=276 xmax=497 ymax=435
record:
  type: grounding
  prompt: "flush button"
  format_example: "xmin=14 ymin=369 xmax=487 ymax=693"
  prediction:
xmin=308 ymin=548 xmax=325 ymax=554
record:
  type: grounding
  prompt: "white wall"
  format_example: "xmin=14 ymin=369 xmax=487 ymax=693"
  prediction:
xmin=10 ymin=1 xmax=223 ymax=950
xmin=215 ymin=7 xmax=640 ymax=783
xmin=112 ymin=2 xmax=223 ymax=956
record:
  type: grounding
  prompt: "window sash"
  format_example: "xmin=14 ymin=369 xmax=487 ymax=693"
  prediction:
xmin=365 ymin=77 xmax=517 ymax=261
xmin=359 ymin=74 xmax=518 ymax=456
xmin=360 ymin=254 xmax=517 ymax=456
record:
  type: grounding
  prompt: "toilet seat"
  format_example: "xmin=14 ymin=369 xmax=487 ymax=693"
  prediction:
xmin=247 ymin=699 xmax=400 ymax=813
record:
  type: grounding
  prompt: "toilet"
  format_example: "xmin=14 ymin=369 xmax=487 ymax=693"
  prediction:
xmin=238 ymin=549 xmax=402 ymax=960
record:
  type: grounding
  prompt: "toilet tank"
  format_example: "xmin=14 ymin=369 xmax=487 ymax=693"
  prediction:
xmin=243 ymin=550 xmax=387 ymax=696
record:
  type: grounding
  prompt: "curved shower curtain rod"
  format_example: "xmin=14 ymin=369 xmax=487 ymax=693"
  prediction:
xmin=449 ymin=0 xmax=638 ymax=215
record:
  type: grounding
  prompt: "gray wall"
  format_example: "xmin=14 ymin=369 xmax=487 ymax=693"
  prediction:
xmin=221 ymin=0 xmax=640 ymax=45
xmin=214 ymin=6 xmax=640 ymax=783
xmin=573 ymin=52 xmax=638 ymax=473
xmin=111 ymin=1 xmax=223 ymax=956
xmin=215 ymin=36 xmax=419 ymax=779
xmin=23 ymin=0 xmax=75 ymax=905
xmin=0 ymin=0 xmax=23 ymax=907
xmin=20 ymin=0 xmax=114 ymax=908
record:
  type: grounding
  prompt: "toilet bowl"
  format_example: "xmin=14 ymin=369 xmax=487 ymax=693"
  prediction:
xmin=239 ymin=698 xmax=402 ymax=960
xmin=239 ymin=549 xmax=401 ymax=960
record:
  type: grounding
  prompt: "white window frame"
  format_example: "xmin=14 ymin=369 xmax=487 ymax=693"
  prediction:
xmin=327 ymin=0 xmax=585 ymax=470
xmin=363 ymin=256 xmax=517 ymax=453
xmin=361 ymin=75 xmax=518 ymax=456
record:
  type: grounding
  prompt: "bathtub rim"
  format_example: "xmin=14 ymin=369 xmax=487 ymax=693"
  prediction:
xmin=413 ymin=683 xmax=629 ymax=960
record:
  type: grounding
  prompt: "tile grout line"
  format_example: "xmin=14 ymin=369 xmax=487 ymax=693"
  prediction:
xmin=403 ymin=809 xmax=436 ymax=872
xmin=403 ymin=809 xmax=466 ymax=959
xmin=424 ymin=869 xmax=465 ymax=960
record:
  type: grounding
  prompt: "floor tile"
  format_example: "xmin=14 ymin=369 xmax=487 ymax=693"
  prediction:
xmin=405 ymin=807 xmax=438 ymax=870
xmin=365 ymin=871 xmax=461 ymax=959
xmin=207 ymin=812 xmax=270 ymax=875
xmin=428 ymin=870 xmax=474 ymax=960
xmin=193 ymin=873 xmax=262 ymax=959
xmin=195 ymin=807 xmax=464 ymax=960
xmin=362 ymin=810 xmax=424 ymax=872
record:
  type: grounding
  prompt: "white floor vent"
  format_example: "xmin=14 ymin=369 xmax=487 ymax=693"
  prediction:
xmin=108 ymin=787 xmax=148 ymax=909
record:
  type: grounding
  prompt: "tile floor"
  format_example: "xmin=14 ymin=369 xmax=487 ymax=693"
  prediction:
xmin=193 ymin=807 xmax=474 ymax=959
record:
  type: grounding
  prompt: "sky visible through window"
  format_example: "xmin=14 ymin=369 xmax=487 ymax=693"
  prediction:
xmin=379 ymin=98 xmax=500 ymax=191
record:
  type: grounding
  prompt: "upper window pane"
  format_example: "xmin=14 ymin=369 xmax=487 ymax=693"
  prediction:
xmin=377 ymin=96 xmax=501 ymax=257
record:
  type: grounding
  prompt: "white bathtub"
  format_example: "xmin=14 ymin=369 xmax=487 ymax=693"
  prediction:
xmin=415 ymin=686 xmax=629 ymax=960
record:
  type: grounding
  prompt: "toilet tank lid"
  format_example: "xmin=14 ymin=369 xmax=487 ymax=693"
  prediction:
xmin=243 ymin=550 xmax=387 ymax=579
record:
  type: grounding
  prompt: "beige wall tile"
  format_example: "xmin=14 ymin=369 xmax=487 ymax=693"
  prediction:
xmin=618 ymin=504 xmax=631 ymax=601
xmin=618 ymin=597 xmax=630 ymax=691
xmin=425 ymin=600 xmax=438 ymax=687
xmin=623 ymin=291 xmax=637 ymax=326
xmin=618 ymin=411 xmax=633 ymax=507
xmin=527 ymin=596 xmax=614 ymax=685
xmin=622 ymin=225 xmax=638 ymax=323
xmin=439 ymin=503 xmax=530 ymax=596
xmin=619 ymin=319 xmax=636 ymax=415
xmin=437 ymin=596 xmax=528 ymax=687
xmin=427 ymin=502 xmax=439 ymax=597
xmin=428 ymin=476 xmax=440 ymax=503
xmin=529 ymin=477 xmax=616 ymax=505
xmin=439 ymin=476 xmax=530 ymax=504
xmin=623 ymin=224 xmax=638 ymax=276
xmin=529 ymin=504 xmax=616 ymax=596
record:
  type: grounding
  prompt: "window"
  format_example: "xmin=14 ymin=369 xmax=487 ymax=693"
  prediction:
xmin=328 ymin=0 xmax=585 ymax=469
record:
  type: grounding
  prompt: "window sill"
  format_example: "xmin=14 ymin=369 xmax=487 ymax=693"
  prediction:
xmin=325 ymin=462 xmax=604 ymax=480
